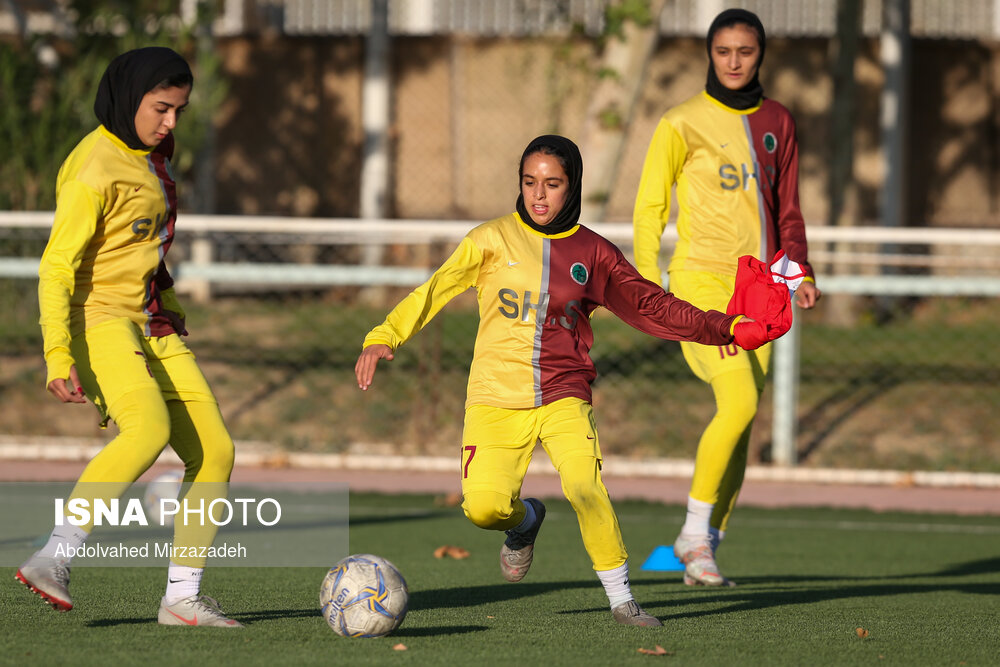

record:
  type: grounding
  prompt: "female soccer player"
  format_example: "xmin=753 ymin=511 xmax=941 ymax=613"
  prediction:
xmin=17 ymin=47 xmax=241 ymax=627
xmin=632 ymin=9 xmax=821 ymax=587
xmin=356 ymin=134 xmax=790 ymax=626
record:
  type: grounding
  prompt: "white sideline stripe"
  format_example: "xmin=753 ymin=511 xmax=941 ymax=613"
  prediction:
xmin=2 ymin=439 xmax=1000 ymax=489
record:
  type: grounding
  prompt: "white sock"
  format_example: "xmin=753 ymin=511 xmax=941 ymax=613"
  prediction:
xmin=596 ymin=562 xmax=633 ymax=609
xmin=164 ymin=562 xmax=203 ymax=604
xmin=680 ymin=496 xmax=714 ymax=537
xmin=38 ymin=526 xmax=89 ymax=564
xmin=511 ymin=499 xmax=537 ymax=534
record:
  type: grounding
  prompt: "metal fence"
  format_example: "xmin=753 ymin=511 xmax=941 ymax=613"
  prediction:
xmin=236 ymin=0 xmax=1000 ymax=40
xmin=2 ymin=212 xmax=999 ymax=474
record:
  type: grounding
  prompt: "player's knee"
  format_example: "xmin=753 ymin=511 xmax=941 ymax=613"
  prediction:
xmin=718 ymin=390 xmax=758 ymax=428
xmin=112 ymin=388 xmax=171 ymax=449
xmin=557 ymin=457 xmax=607 ymax=508
xmin=200 ymin=436 xmax=235 ymax=478
xmin=561 ymin=480 xmax=608 ymax=513
xmin=122 ymin=409 xmax=171 ymax=449
xmin=461 ymin=491 xmax=515 ymax=530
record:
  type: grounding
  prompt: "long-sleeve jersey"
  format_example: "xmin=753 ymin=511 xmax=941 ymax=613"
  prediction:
xmin=633 ymin=91 xmax=813 ymax=286
xmin=364 ymin=213 xmax=738 ymax=409
xmin=38 ymin=126 xmax=181 ymax=383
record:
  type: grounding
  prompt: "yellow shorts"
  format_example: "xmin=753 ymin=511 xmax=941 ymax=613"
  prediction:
xmin=669 ymin=269 xmax=771 ymax=383
xmin=460 ymin=398 xmax=627 ymax=569
xmin=70 ymin=317 xmax=217 ymax=426
xmin=461 ymin=397 xmax=601 ymax=498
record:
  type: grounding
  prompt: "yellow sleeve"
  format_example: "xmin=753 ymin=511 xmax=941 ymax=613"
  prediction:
xmin=363 ymin=236 xmax=483 ymax=350
xmin=38 ymin=180 xmax=103 ymax=385
xmin=632 ymin=118 xmax=688 ymax=286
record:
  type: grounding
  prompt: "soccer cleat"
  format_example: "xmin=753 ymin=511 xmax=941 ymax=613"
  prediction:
xmin=611 ymin=600 xmax=663 ymax=626
xmin=158 ymin=594 xmax=243 ymax=627
xmin=499 ymin=498 xmax=546 ymax=583
xmin=15 ymin=554 xmax=73 ymax=611
xmin=673 ymin=533 xmax=736 ymax=587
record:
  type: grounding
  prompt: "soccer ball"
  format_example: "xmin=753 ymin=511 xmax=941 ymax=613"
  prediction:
xmin=320 ymin=554 xmax=409 ymax=638
xmin=143 ymin=470 xmax=184 ymax=527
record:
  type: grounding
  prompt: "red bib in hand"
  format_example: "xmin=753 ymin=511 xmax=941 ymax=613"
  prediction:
xmin=727 ymin=254 xmax=793 ymax=350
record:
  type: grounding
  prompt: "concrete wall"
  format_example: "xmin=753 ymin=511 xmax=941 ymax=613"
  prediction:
xmin=213 ymin=34 xmax=1000 ymax=229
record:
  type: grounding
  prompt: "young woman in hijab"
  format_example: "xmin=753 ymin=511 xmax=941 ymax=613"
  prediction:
xmin=632 ymin=9 xmax=821 ymax=588
xmin=356 ymin=134 xmax=791 ymax=626
xmin=17 ymin=47 xmax=241 ymax=627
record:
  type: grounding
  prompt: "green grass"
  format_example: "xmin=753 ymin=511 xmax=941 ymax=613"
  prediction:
xmin=4 ymin=492 xmax=1000 ymax=665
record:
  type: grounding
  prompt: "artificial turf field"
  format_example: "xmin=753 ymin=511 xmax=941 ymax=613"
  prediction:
xmin=3 ymin=491 xmax=1000 ymax=666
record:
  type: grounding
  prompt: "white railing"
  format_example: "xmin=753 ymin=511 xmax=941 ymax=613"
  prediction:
xmin=3 ymin=211 xmax=999 ymax=466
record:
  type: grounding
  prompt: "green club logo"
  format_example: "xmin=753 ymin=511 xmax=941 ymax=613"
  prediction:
xmin=763 ymin=132 xmax=777 ymax=153
xmin=570 ymin=262 xmax=589 ymax=285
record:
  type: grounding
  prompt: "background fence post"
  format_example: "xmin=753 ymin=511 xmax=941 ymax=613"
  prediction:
xmin=188 ymin=233 xmax=214 ymax=303
xmin=771 ymin=311 xmax=801 ymax=466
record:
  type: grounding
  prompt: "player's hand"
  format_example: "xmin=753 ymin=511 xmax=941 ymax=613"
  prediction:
xmin=163 ymin=308 xmax=188 ymax=335
xmin=795 ymin=281 xmax=821 ymax=309
xmin=47 ymin=366 xmax=87 ymax=404
xmin=355 ymin=344 xmax=394 ymax=391
xmin=726 ymin=254 xmax=794 ymax=350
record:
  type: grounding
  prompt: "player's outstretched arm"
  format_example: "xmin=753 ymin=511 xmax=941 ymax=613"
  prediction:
xmin=47 ymin=365 xmax=87 ymax=403
xmin=355 ymin=344 xmax=395 ymax=391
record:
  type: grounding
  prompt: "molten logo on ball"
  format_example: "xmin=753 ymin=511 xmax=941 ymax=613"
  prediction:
xmin=320 ymin=554 xmax=408 ymax=638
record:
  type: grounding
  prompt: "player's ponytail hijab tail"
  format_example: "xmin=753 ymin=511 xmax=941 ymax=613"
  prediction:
xmin=515 ymin=134 xmax=583 ymax=235
xmin=705 ymin=8 xmax=766 ymax=110
xmin=94 ymin=46 xmax=193 ymax=150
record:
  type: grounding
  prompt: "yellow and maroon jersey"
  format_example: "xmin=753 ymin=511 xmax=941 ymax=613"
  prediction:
xmin=633 ymin=91 xmax=812 ymax=285
xmin=364 ymin=213 xmax=738 ymax=409
xmin=39 ymin=126 xmax=180 ymax=382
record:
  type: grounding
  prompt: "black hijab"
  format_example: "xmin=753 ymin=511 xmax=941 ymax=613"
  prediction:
xmin=94 ymin=47 xmax=193 ymax=151
xmin=705 ymin=9 xmax=765 ymax=110
xmin=515 ymin=135 xmax=583 ymax=236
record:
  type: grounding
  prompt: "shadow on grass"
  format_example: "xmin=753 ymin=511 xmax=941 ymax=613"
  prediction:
xmin=645 ymin=581 xmax=1000 ymax=621
xmin=933 ymin=556 xmax=1000 ymax=577
xmin=621 ymin=556 xmax=1000 ymax=620
xmin=87 ymin=607 xmax=320 ymax=627
xmin=390 ymin=624 xmax=488 ymax=638
xmin=408 ymin=579 xmax=599 ymax=612
xmin=86 ymin=616 xmax=157 ymax=627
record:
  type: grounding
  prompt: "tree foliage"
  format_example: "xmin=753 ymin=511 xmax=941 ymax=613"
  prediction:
xmin=0 ymin=0 xmax=225 ymax=210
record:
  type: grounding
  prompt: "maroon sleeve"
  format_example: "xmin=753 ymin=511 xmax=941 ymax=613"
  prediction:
xmin=155 ymin=133 xmax=175 ymax=160
xmin=600 ymin=250 xmax=736 ymax=345
xmin=773 ymin=111 xmax=814 ymax=280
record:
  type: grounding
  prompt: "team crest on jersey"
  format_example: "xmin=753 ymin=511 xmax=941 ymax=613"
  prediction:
xmin=570 ymin=262 xmax=589 ymax=285
xmin=763 ymin=132 xmax=777 ymax=153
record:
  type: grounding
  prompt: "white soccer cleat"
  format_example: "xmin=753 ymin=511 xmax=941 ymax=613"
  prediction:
xmin=500 ymin=498 xmax=546 ymax=583
xmin=611 ymin=600 xmax=663 ymax=626
xmin=16 ymin=553 xmax=73 ymax=611
xmin=673 ymin=533 xmax=736 ymax=587
xmin=158 ymin=594 xmax=243 ymax=627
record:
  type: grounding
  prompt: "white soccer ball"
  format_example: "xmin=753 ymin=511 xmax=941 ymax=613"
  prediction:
xmin=320 ymin=553 xmax=409 ymax=638
xmin=143 ymin=470 xmax=184 ymax=527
